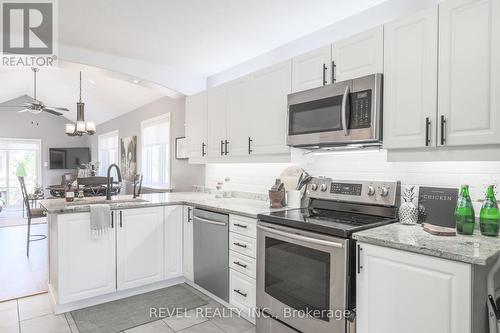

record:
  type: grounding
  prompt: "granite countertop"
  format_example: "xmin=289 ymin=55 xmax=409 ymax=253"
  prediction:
xmin=39 ymin=192 xmax=279 ymax=219
xmin=353 ymin=223 xmax=500 ymax=266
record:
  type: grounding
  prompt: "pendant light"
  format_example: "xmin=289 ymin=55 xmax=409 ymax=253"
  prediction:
xmin=65 ymin=72 xmax=96 ymax=136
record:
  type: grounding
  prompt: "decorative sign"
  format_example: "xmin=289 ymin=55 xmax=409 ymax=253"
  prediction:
xmin=418 ymin=187 xmax=459 ymax=228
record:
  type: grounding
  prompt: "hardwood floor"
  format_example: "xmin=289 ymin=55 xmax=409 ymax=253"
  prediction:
xmin=0 ymin=210 xmax=46 ymax=228
xmin=0 ymin=224 xmax=48 ymax=302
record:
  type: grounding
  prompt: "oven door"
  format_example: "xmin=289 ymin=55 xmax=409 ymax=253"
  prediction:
xmin=257 ymin=222 xmax=348 ymax=333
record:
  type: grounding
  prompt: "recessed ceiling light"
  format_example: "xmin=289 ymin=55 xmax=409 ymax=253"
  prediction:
xmin=88 ymin=79 xmax=95 ymax=84
xmin=132 ymin=79 xmax=140 ymax=84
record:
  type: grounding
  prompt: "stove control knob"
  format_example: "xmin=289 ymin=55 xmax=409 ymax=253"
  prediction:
xmin=380 ymin=186 xmax=390 ymax=197
xmin=367 ymin=186 xmax=376 ymax=196
xmin=310 ymin=183 xmax=318 ymax=191
xmin=320 ymin=184 xmax=328 ymax=192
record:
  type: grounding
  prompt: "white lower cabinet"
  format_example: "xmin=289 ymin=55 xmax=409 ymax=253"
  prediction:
xmin=183 ymin=206 xmax=194 ymax=281
xmin=356 ymin=243 xmax=471 ymax=333
xmin=116 ymin=207 xmax=165 ymax=291
xmin=230 ymin=269 xmax=256 ymax=311
xmin=57 ymin=212 xmax=116 ymax=304
xmin=165 ymin=205 xmax=183 ymax=279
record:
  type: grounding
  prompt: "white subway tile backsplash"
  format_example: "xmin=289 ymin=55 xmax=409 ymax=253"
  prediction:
xmin=205 ymin=149 xmax=500 ymax=205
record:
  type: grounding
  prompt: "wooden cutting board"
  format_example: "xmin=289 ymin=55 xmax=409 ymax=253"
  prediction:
xmin=422 ymin=223 xmax=456 ymax=236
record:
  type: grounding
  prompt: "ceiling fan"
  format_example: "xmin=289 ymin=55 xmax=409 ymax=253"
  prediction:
xmin=0 ymin=67 xmax=69 ymax=116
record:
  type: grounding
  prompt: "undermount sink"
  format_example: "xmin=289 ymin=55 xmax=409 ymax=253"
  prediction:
xmin=66 ymin=198 xmax=149 ymax=206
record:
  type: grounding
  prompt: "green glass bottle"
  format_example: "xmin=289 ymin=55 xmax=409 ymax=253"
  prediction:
xmin=480 ymin=186 xmax=500 ymax=237
xmin=455 ymin=185 xmax=475 ymax=235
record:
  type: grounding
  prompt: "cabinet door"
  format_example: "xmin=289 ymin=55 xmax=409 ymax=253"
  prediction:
xmin=250 ymin=60 xmax=292 ymax=155
xmin=332 ymin=26 xmax=384 ymax=81
xmin=291 ymin=45 xmax=332 ymax=93
xmin=226 ymin=75 xmax=252 ymax=156
xmin=58 ymin=213 xmax=116 ymax=303
xmin=356 ymin=243 xmax=471 ymax=333
xmin=207 ymin=85 xmax=227 ymax=158
xmin=182 ymin=206 xmax=194 ymax=281
xmin=164 ymin=205 xmax=183 ymax=279
xmin=117 ymin=207 xmax=164 ymax=290
xmin=383 ymin=7 xmax=438 ymax=149
xmin=186 ymin=91 xmax=207 ymax=160
xmin=438 ymin=0 xmax=500 ymax=146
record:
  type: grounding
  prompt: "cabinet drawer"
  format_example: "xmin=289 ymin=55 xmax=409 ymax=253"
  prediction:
xmin=230 ymin=215 xmax=257 ymax=238
xmin=230 ymin=269 xmax=256 ymax=310
xmin=229 ymin=232 xmax=256 ymax=258
xmin=229 ymin=250 xmax=256 ymax=279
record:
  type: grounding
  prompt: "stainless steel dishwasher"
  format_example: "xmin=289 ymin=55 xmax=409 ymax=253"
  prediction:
xmin=193 ymin=208 xmax=229 ymax=302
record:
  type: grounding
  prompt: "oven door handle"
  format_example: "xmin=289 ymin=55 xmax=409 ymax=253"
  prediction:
xmin=341 ymin=85 xmax=350 ymax=136
xmin=257 ymin=225 xmax=343 ymax=248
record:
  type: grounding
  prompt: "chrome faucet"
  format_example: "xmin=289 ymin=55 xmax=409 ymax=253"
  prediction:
xmin=106 ymin=163 xmax=122 ymax=200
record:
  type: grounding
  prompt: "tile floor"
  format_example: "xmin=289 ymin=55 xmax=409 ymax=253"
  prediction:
xmin=0 ymin=286 xmax=256 ymax=333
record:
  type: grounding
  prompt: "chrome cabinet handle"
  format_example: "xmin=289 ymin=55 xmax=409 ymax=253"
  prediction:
xmin=248 ymin=137 xmax=253 ymax=155
xmin=224 ymin=140 xmax=229 ymax=155
xmin=220 ymin=140 xmax=224 ymax=155
xmin=257 ymin=224 xmax=343 ymax=248
xmin=194 ymin=216 xmax=227 ymax=226
xmin=119 ymin=210 xmax=123 ymax=228
xmin=322 ymin=64 xmax=327 ymax=85
xmin=440 ymin=115 xmax=446 ymax=145
xmin=233 ymin=223 xmax=248 ymax=229
xmin=233 ymin=261 xmax=248 ymax=268
xmin=341 ymin=85 xmax=350 ymax=136
xmin=357 ymin=245 xmax=363 ymax=274
xmin=187 ymin=208 xmax=192 ymax=222
xmin=233 ymin=289 xmax=247 ymax=297
xmin=331 ymin=61 xmax=336 ymax=83
xmin=201 ymin=142 xmax=206 ymax=156
xmin=233 ymin=242 xmax=248 ymax=248
xmin=111 ymin=211 xmax=114 ymax=228
xmin=425 ymin=117 xmax=431 ymax=146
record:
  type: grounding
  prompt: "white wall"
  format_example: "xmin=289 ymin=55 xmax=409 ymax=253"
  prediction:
xmin=205 ymin=149 xmax=500 ymax=210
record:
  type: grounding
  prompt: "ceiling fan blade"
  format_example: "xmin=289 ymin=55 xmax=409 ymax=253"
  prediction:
xmin=43 ymin=108 xmax=63 ymax=116
xmin=0 ymin=104 xmax=25 ymax=108
xmin=45 ymin=106 xmax=69 ymax=111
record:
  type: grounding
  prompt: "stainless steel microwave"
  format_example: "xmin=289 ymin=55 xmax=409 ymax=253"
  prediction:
xmin=287 ymin=73 xmax=383 ymax=147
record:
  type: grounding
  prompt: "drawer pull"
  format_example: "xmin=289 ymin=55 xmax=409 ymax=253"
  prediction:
xmin=233 ymin=289 xmax=247 ymax=297
xmin=233 ymin=242 xmax=248 ymax=248
xmin=233 ymin=261 xmax=248 ymax=268
xmin=234 ymin=223 xmax=248 ymax=229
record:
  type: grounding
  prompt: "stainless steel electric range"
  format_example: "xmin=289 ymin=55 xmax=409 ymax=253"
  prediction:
xmin=256 ymin=177 xmax=401 ymax=333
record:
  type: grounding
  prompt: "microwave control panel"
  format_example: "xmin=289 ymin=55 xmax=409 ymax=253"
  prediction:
xmin=350 ymin=89 xmax=372 ymax=129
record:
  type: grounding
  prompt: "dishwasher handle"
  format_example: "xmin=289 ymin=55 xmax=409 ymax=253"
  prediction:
xmin=194 ymin=216 xmax=227 ymax=227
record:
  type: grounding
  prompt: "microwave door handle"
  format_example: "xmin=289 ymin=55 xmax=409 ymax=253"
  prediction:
xmin=341 ymin=85 xmax=350 ymax=136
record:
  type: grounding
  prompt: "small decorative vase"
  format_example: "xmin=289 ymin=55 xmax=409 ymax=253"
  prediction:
xmin=399 ymin=186 xmax=418 ymax=225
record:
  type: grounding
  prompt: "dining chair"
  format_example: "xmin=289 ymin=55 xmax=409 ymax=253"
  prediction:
xmin=18 ymin=176 xmax=46 ymax=257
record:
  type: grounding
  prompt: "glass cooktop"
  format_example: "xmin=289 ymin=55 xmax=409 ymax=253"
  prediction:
xmin=257 ymin=208 xmax=397 ymax=238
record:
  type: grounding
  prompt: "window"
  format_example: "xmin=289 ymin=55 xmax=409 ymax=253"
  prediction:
xmin=141 ymin=114 xmax=170 ymax=188
xmin=0 ymin=138 xmax=41 ymax=208
xmin=98 ymin=131 xmax=119 ymax=176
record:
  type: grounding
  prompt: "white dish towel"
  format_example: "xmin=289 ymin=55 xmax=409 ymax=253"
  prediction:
xmin=90 ymin=204 xmax=111 ymax=238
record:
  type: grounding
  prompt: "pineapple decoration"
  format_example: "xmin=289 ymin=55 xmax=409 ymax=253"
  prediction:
xmin=399 ymin=186 xmax=419 ymax=225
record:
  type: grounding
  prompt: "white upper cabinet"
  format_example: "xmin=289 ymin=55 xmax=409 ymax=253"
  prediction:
xmin=164 ymin=205 xmax=183 ymax=280
xmin=357 ymin=243 xmax=471 ymax=333
xmin=438 ymin=0 xmax=500 ymax=146
xmin=383 ymin=7 xmax=439 ymax=149
xmin=57 ymin=213 xmax=116 ymax=304
xmin=291 ymin=45 xmax=332 ymax=93
xmin=185 ymin=91 xmax=207 ymax=160
xmin=207 ymin=84 xmax=228 ymax=157
xmin=116 ymin=207 xmax=164 ymax=291
xmin=332 ymin=26 xmax=384 ymax=82
xmin=250 ymin=60 xmax=292 ymax=155
xmin=226 ymin=75 xmax=252 ymax=156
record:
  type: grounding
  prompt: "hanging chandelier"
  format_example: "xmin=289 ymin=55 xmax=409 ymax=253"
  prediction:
xmin=65 ymin=71 xmax=96 ymax=136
